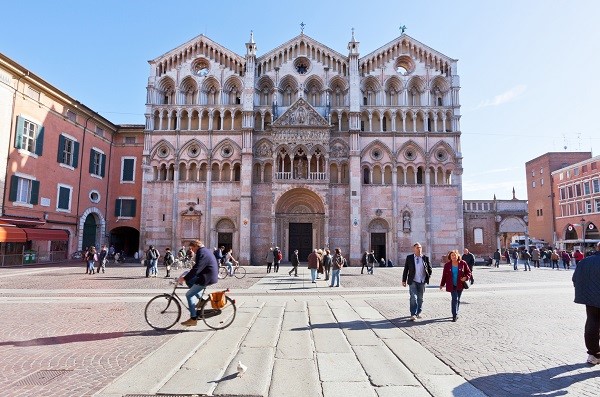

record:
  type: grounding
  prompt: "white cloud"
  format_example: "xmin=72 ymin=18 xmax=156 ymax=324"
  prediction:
xmin=474 ymin=85 xmax=527 ymax=110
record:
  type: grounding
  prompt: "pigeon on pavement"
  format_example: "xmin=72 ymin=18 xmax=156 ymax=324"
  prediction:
xmin=237 ymin=360 xmax=247 ymax=377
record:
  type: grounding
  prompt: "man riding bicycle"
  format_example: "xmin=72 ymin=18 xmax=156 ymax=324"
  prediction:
xmin=177 ymin=239 xmax=219 ymax=326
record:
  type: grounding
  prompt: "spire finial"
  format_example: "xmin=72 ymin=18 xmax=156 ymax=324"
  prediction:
xmin=399 ymin=24 xmax=407 ymax=34
xmin=250 ymin=30 xmax=254 ymax=43
xmin=351 ymin=27 xmax=355 ymax=40
xmin=300 ymin=22 xmax=305 ymax=34
xmin=512 ymin=187 xmax=516 ymax=200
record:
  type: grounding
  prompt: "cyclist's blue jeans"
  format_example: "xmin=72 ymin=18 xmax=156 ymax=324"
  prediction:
xmin=186 ymin=284 xmax=205 ymax=318
xmin=226 ymin=261 xmax=233 ymax=276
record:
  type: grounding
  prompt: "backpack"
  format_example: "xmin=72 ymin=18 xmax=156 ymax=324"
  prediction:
xmin=277 ymin=251 xmax=282 ymax=261
xmin=164 ymin=252 xmax=174 ymax=265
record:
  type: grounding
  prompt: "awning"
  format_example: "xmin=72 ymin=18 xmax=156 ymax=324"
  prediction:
xmin=22 ymin=228 xmax=69 ymax=241
xmin=0 ymin=225 xmax=27 ymax=242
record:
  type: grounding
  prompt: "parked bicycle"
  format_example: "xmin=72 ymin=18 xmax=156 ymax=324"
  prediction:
xmin=218 ymin=264 xmax=247 ymax=279
xmin=173 ymin=258 xmax=194 ymax=270
xmin=144 ymin=280 xmax=236 ymax=331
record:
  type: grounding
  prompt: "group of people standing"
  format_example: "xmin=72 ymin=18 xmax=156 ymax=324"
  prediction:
xmin=84 ymin=245 xmax=108 ymax=275
xmin=494 ymin=247 xmax=587 ymax=271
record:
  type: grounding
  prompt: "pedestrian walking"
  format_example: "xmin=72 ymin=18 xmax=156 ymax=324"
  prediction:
xmin=504 ymin=249 xmax=510 ymax=264
xmin=330 ymin=248 xmax=344 ymax=287
xmin=97 ymin=244 xmax=107 ymax=274
xmin=402 ymin=242 xmax=432 ymax=321
xmin=361 ymin=251 xmax=368 ymax=274
xmin=439 ymin=250 xmax=472 ymax=322
xmin=289 ymin=249 xmax=299 ymax=276
xmin=493 ymin=249 xmax=501 ymax=267
xmin=572 ymin=242 xmax=600 ymax=365
xmin=462 ymin=248 xmax=475 ymax=283
xmin=322 ymin=249 xmax=332 ymax=280
xmin=366 ymin=250 xmax=376 ymax=275
xmin=551 ymin=250 xmax=560 ymax=269
xmin=266 ymin=247 xmax=274 ymax=273
xmin=85 ymin=247 xmax=97 ymax=275
xmin=532 ymin=247 xmax=540 ymax=268
xmin=522 ymin=249 xmax=531 ymax=271
xmin=562 ymin=250 xmax=572 ymax=270
xmin=316 ymin=249 xmax=324 ymax=279
xmin=146 ymin=245 xmax=160 ymax=277
xmin=511 ymin=250 xmax=519 ymax=270
xmin=163 ymin=247 xmax=174 ymax=278
xmin=574 ymin=249 xmax=584 ymax=266
xmin=273 ymin=246 xmax=282 ymax=273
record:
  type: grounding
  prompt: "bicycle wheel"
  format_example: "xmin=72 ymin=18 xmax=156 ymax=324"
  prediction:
xmin=145 ymin=294 xmax=182 ymax=330
xmin=218 ymin=266 xmax=228 ymax=279
xmin=200 ymin=296 xmax=236 ymax=330
xmin=234 ymin=266 xmax=246 ymax=279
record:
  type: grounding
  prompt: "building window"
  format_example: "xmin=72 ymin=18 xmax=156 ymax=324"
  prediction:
xmin=57 ymin=135 xmax=79 ymax=168
xmin=574 ymin=168 xmax=580 ymax=176
xmin=66 ymin=109 xmax=76 ymax=122
xmin=15 ymin=116 xmax=44 ymax=155
xmin=9 ymin=175 xmax=39 ymax=205
xmin=559 ymin=172 xmax=564 ymax=181
xmin=121 ymin=157 xmax=135 ymax=182
xmin=26 ymin=86 xmax=40 ymax=101
xmin=593 ymin=179 xmax=600 ymax=193
xmin=95 ymin=126 xmax=104 ymax=137
xmin=57 ymin=184 xmax=72 ymax=212
xmin=540 ymin=178 xmax=544 ymax=186
xmin=584 ymin=181 xmax=591 ymax=195
xmin=124 ymin=136 xmax=136 ymax=144
xmin=474 ymin=228 xmax=483 ymax=244
xmin=586 ymin=200 xmax=592 ymax=214
xmin=567 ymin=170 xmax=571 ymax=178
xmin=89 ymin=149 xmax=106 ymax=177
xmin=595 ymin=198 xmax=600 ymax=213
xmin=592 ymin=162 xmax=597 ymax=170
xmin=115 ymin=198 xmax=136 ymax=217
xmin=582 ymin=165 xmax=588 ymax=172
xmin=531 ymin=170 xmax=535 ymax=177
xmin=532 ymin=181 xmax=536 ymax=188
xmin=540 ymin=168 xmax=543 ymax=174
xmin=89 ymin=190 xmax=101 ymax=203
xmin=560 ymin=187 xmax=566 ymax=200
xmin=575 ymin=184 xmax=582 ymax=197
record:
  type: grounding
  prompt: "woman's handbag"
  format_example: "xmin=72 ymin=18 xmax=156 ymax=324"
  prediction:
xmin=462 ymin=280 xmax=470 ymax=290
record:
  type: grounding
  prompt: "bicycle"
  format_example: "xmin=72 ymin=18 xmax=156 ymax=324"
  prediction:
xmin=144 ymin=281 xmax=236 ymax=331
xmin=218 ymin=263 xmax=247 ymax=279
xmin=173 ymin=258 xmax=193 ymax=270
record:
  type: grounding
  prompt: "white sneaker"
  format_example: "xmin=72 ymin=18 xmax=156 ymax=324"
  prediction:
xmin=409 ymin=315 xmax=416 ymax=321
xmin=587 ymin=354 xmax=600 ymax=365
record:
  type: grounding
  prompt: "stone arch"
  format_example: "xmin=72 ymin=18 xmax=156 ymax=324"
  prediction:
xmin=78 ymin=207 xmax=106 ymax=251
xmin=498 ymin=216 xmax=527 ymax=234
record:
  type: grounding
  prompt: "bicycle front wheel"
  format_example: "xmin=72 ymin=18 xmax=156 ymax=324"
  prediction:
xmin=234 ymin=266 xmax=246 ymax=279
xmin=145 ymin=294 xmax=182 ymax=330
xmin=200 ymin=296 xmax=236 ymax=330
xmin=218 ymin=266 xmax=228 ymax=279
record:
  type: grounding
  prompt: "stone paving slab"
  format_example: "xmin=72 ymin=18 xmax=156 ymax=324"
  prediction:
xmin=375 ymin=385 xmax=432 ymax=397
xmin=270 ymin=359 xmax=321 ymax=397
xmin=212 ymin=346 xmax=275 ymax=397
xmin=317 ymin=353 xmax=369 ymax=382
xmin=322 ymin=381 xmax=378 ymax=397
xmin=384 ymin=338 xmax=456 ymax=376
xmin=353 ymin=345 xmax=421 ymax=387
xmin=275 ymin=330 xmax=313 ymax=359
xmin=312 ymin=328 xmax=353 ymax=353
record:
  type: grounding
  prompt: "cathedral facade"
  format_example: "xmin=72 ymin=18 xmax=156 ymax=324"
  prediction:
xmin=141 ymin=31 xmax=463 ymax=266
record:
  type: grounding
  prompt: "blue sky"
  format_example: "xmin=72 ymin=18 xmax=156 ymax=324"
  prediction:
xmin=2 ymin=0 xmax=598 ymax=200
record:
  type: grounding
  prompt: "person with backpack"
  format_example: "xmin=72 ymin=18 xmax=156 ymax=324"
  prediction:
xmin=522 ymin=249 xmax=532 ymax=271
xmin=146 ymin=245 xmax=160 ymax=277
xmin=330 ymin=248 xmax=344 ymax=287
xmin=163 ymin=247 xmax=175 ymax=278
xmin=266 ymin=247 xmax=274 ymax=273
xmin=85 ymin=247 xmax=97 ymax=275
xmin=367 ymin=250 xmax=376 ymax=275
xmin=273 ymin=246 xmax=282 ymax=273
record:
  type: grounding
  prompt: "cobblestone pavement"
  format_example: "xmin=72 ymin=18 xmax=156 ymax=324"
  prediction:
xmin=0 ymin=262 xmax=598 ymax=396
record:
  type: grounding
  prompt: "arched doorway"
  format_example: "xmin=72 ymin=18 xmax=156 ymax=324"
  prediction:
xmin=82 ymin=213 xmax=99 ymax=249
xmin=275 ymin=188 xmax=325 ymax=262
xmin=368 ymin=218 xmax=389 ymax=262
xmin=109 ymin=226 xmax=140 ymax=259
xmin=216 ymin=218 xmax=236 ymax=253
xmin=498 ymin=216 xmax=528 ymax=249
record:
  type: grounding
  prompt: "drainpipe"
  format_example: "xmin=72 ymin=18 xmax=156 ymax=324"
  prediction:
xmin=75 ymin=112 xmax=93 ymax=244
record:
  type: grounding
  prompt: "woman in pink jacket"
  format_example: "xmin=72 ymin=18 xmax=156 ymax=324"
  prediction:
xmin=439 ymin=250 xmax=472 ymax=322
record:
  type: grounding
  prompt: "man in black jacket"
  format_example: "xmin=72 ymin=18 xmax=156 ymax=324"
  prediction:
xmin=572 ymin=242 xmax=600 ymax=365
xmin=402 ymin=242 xmax=432 ymax=321
xmin=463 ymin=248 xmax=475 ymax=284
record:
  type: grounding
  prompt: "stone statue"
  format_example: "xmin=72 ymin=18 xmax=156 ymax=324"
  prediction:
xmin=403 ymin=213 xmax=411 ymax=231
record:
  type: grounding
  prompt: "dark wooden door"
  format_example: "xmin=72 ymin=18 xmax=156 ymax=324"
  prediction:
xmin=289 ymin=223 xmax=312 ymax=261
xmin=370 ymin=232 xmax=386 ymax=264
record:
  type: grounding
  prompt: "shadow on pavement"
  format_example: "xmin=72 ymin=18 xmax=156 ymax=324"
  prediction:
xmin=0 ymin=329 xmax=179 ymax=347
xmin=458 ymin=363 xmax=599 ymax=397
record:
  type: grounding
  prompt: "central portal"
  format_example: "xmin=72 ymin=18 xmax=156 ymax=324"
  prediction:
xmin=289 ymin=223 xmax=313 ymax=261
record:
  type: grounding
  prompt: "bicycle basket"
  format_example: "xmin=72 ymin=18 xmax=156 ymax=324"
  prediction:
xmin=209 ymin=291 xmax=227 ymax=309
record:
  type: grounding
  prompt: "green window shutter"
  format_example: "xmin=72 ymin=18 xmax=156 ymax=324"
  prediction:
xmin=72 ymin=141 xmax=79 ymax=168
xmin=100 ymin=154 xmax=106 ymax=177
xmin=35 ymin=126 xmax=44 ymax=155
xmin=14 ymin=116 xmax=24 ymax=149
xmin=123 ymin=159 xmax=134 ymax=181
xmin=89 ymin=149 xmax=96 ymax=174
xmin=115 ymin=199 xmax=122 ymax=217
xmin=58 ymin=186 xmax=70 ymax=210
xmin=57 ymin=135 xmax=65 ymax=163
xmin=30 ymin=180 xmax=40 ymax=205
xmin=9 ymin=175 xmax=19 ymax=201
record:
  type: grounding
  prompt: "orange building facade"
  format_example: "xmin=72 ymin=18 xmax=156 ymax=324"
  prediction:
xmin=0 ymin=53 xmax=143 ymax=265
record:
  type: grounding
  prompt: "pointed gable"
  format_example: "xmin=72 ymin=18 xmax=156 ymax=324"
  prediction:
xmin=273 ymin=98 xmax=329 ymax=127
